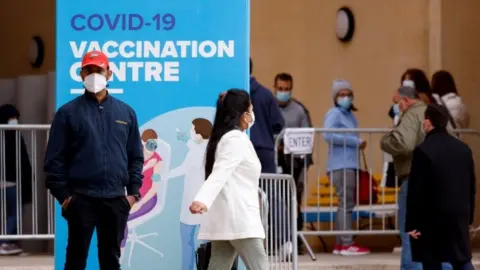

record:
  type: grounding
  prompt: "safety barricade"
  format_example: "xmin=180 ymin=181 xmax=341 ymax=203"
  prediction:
xmin=259 ymin=173 xmax=298 ymax=270
xmin=0 ymin=125 xmax=55 ymax=249
xmin=276 ymin=127 xmax=480 ymax=261
xmin=0 ymin=125 xmax=300 ymax=269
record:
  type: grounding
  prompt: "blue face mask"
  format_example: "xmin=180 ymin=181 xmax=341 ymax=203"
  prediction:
xmin=337 ymin=96 xmax=352 ymax=109
xmin=276 ymin=91 xmax=291 ymax=102
xmin=393 ymin=104 xmax=400 ymax=115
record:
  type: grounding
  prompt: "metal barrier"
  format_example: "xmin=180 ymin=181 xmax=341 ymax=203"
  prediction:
xmin=0 ymin=125 xmax=55 ymax=249
xmin=0 ymin=125 xmax=300 ymax=269
xmin=259 ymin=173 xmax=298 ymax=270
xmin=275 ymin=127 xmax=480 ymax=261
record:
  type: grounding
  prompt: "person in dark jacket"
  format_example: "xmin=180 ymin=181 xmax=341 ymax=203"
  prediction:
xmin=249 ymin=59 xmax=287 ymax=255
xmin=249 ymin=59 xmax=285 ymax=172
xmin=0 ymin=104 xmax=32 ymax=255
xmin=406 ymin=104 xmax=475 ymax=270
xmin=44 ymin=51 xmax=144 ymax=270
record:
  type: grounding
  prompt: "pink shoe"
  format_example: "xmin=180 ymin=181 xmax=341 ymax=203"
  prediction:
xmin=332 ymin=244 xmax=342 ymax=255
xmin=340 ymin=243 xmax=370 ymax=256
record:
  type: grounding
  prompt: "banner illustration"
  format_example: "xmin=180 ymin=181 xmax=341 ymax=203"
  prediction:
xmin=56 ymin=1 xmax=249 ymax=269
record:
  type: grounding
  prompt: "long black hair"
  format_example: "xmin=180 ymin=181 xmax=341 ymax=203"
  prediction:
xmin=431 ymin=70 xmax=458 ymax=97
xmin=205 ymin=89 xmax=251 ymax=180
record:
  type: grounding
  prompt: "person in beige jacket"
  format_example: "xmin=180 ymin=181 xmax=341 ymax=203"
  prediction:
xmin=380 ymin=85 xmax=426 ymax=270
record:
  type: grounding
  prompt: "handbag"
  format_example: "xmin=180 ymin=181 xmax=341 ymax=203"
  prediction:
xmin=354 ymin=150 xmax=378 ymax=205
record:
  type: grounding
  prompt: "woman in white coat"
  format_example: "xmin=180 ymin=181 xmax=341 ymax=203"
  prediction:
xmin=431 ymin=70 xmax=470 ymax=129
xmin=190 ymin=89 xmax=268 ymax=270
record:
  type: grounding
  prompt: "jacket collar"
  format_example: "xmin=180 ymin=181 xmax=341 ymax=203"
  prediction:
xmin=403 ymin=100 xmax=425 ymax=113
xmin=426 ymin=127 xmax=448 ymax=139
xmin=83 ymin=90 xmax=111 ymax=104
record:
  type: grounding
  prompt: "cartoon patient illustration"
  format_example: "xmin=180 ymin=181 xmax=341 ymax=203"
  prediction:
xmin=169 ymin=118 xmax=212 ymax=270
xmin=121 ymin=129 xmax=163 ymax=257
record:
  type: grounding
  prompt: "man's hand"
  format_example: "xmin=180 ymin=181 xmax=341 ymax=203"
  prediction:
xmin=61 ymin=196 xmax=72 ymax=209
xmin=189 ymin=201 xmax=207 ymax=214
xmin=126 ymin=195 xmax=137 ymax=208
xmin=408 ymin=230 xmax=421 ymax=239
xmin=359 ymin=140 xmax=367 ymax=149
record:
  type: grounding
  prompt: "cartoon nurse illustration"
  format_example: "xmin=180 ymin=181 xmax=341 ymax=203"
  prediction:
xmin=121 ymin=129 xmax=163 ymax=255
xmin=169 ymin=118 xmax=212 ymax=270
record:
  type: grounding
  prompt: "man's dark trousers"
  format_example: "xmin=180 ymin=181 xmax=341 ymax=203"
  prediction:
xmin=62 ymin=193 xmax=130 ymax=270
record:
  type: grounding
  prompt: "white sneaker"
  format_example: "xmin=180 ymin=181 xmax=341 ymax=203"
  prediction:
xmin=279 ymin=241 xmax=293 ymax=261
xmin=0 ymin=244 xmax=23 ymax=255
xmin=339 ymin=243 xmax=370 ymax=256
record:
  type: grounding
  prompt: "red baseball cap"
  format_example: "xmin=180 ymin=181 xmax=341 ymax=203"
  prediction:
xmin=81 ymin=51 xmax=109 ymax=68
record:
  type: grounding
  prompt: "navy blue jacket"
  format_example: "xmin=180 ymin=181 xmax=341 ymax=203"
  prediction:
xmin=44 ymin=93 xmax=144 ymax=203
xmin=250 ymin=77 xmax=285 ymax=151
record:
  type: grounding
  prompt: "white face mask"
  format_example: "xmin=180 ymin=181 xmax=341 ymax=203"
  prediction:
xmin=7 ymin=119 xmax=18 ymax=125
xmin=83 ymin=73 xmax=107 ymax=93
xmin=402 ymin=80 xmax=415 ymax=88
xmin=247 ymin=112 xmax=255 ymax=129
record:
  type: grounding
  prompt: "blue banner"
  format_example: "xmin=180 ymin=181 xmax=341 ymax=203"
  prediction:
xmin=55 ymin=1 xmax=249 ymax=269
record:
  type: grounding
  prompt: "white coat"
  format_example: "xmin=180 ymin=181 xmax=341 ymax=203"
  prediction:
xmin=169 ymin=139 xmax=208 ymax=225
xmin=193 ymin=130 xmax=265 ymax=240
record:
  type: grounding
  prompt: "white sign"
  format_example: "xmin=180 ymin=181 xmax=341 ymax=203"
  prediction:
xmin=283 ymin=128 xmax=315 ymax=154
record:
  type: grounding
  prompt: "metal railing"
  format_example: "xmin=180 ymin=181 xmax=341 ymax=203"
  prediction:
xmin=275 ymin=127 xmax=480 ymax=261
xmin=259 ymin=173 xmax=298 ymax=269
xmin=0 ymin=125 xmax=300 ymax=269
xmin=0 ymin=125 xmax=54 ymax=244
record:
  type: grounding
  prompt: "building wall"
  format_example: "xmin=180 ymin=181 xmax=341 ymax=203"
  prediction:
xmin=1 ymin=0 xmax=480 ymax=250
xmin=0 ymin=0 xmax=55 ymax=77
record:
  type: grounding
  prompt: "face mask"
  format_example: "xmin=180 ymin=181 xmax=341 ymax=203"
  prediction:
xmin=276 ymin=91 xmax=291 ymax=102
xmin=145 ymin=139 xmax=157 ymax=152
xmin=337 ymin=96 xmax=352 ymax=109
xmin=83 ymin=73 xmax=107 ymax=93
xmin=393 ymin=104 xmax=400 ymax=115
xmin=247 ymin=112 xmax=255 ymax=129
xmin=402 ymin=80 xmax=415 ymax=88
xmin=7 ymin=119 xmax=18 ymax=125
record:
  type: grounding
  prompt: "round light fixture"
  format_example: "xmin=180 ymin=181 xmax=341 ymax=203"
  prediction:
xmin=336 ymin=7 xmax=355 ymax=43
xmin=29 ymin=36 xmax=45 ymax=68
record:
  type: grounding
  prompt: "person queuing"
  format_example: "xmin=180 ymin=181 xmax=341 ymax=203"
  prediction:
xmin=0 ymin=104 xmax=32 ymax=255
xmin=324 ymin=79 xmax=370 ymax=256
xmin=431 ymin=70 xmax=470 ymax=129
xmin=380 ymin=85 xmax=426 ymax=270
xmin=406 ymin=104 xmax=475 ymax=270
xmin=401 ymin=68 xmax=435 ymax=104
xmin=249 ymin=59 xmax=287 ymax=254
xmin=190 ymin=89 xmax=268 ymax=270
xmin=273 ymin=72 xmax=313 ymax=254
xmin=44 ymin=51 xmax=144 ymax=270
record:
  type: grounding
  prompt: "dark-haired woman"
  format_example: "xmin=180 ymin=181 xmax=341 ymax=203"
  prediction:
xmin=190 ymin=89 xmax=268 ymax=270
xmin=401 ymin=68 xmax=435 ymax=104
xmin=431 ymin=70 xmax=470 ymax=129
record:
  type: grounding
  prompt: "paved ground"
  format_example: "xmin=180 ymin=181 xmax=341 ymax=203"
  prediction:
xmin=0 ymin=253 xmax=479 ymax=269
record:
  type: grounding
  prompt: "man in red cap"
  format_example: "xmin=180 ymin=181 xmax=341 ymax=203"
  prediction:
xmin=44 ymin=50 xmax=144 ymax=269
